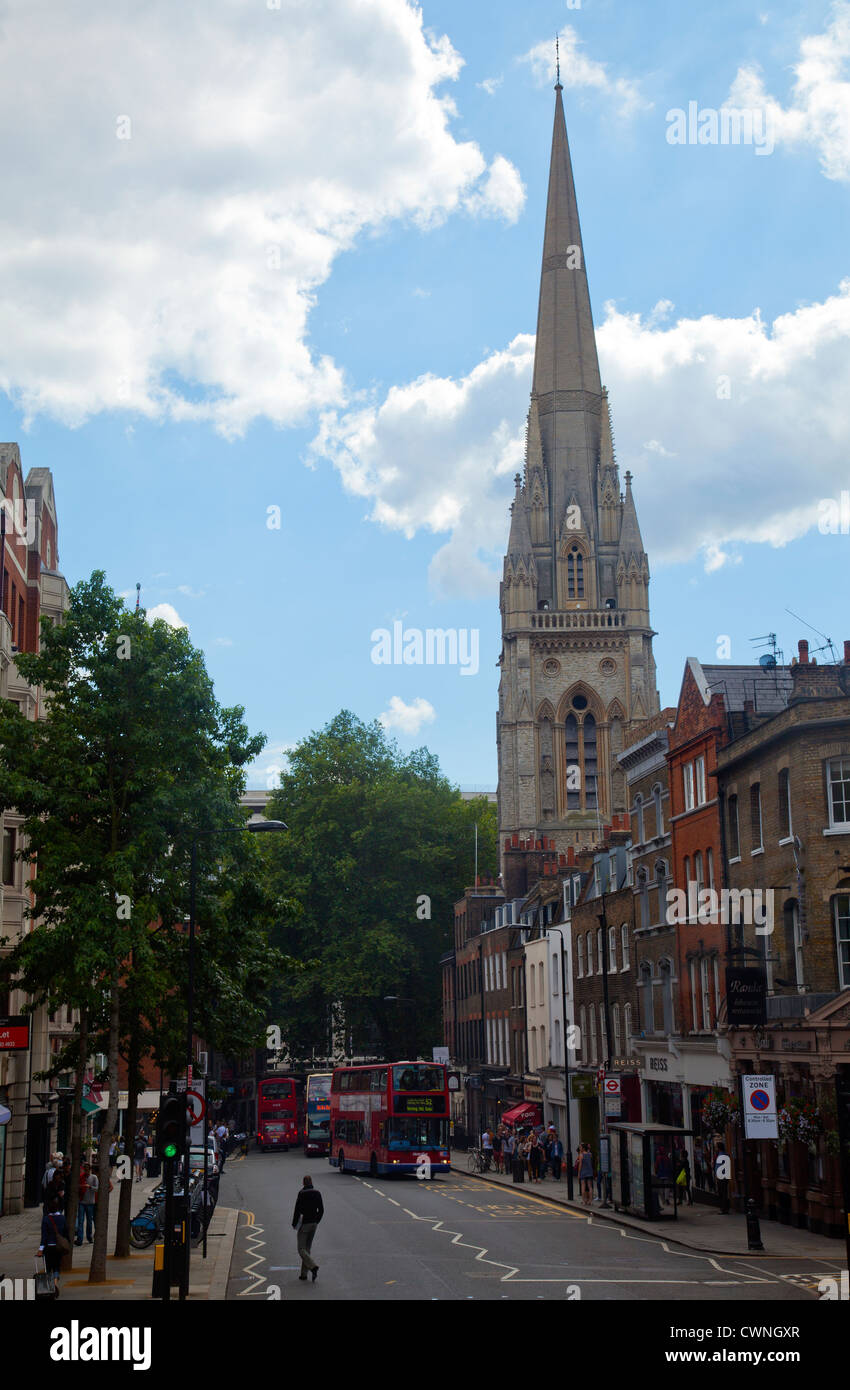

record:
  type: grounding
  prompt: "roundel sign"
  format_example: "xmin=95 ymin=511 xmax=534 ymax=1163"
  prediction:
xmin=749 ymin=1088 xmax=770 ymax=1111
xmin=604 ymin=1077 xmax=621 ymax=1097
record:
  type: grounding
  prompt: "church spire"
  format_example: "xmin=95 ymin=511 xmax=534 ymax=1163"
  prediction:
xmin=531 ymin=85 xmax=602 ymax=403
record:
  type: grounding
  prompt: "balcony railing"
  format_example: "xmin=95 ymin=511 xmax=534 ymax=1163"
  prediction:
xmin=530 ymin=609 xmax=626 ymax=630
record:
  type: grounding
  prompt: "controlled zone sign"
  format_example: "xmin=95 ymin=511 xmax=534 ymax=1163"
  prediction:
xmin=742 ymin=1074 xmax=778 ymax=1139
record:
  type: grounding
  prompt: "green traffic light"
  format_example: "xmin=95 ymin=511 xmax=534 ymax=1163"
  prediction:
xmin=163 ymin=1142 xmax=177 ymax=1158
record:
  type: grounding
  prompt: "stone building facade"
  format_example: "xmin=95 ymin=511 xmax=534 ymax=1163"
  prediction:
xmin=497 ymin=83 xmax=659 ymax=869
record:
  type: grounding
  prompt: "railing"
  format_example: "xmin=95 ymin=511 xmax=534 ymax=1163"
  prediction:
xmin=530 ymin=609 xmax=626 ymax=630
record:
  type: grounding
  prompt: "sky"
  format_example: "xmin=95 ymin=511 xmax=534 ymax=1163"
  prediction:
xmin=0 ymin=0 xmax=848 ymax=791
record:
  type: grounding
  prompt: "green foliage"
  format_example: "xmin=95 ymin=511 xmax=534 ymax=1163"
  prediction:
xmin=263 ymin=710 xmax=497 ymax=1060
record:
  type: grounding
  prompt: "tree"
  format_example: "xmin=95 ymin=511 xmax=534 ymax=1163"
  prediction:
xmin=263 ymin=711 xmax=497 ymax=1061
xmin=0 ymin=571 xmax=273 ymax=1281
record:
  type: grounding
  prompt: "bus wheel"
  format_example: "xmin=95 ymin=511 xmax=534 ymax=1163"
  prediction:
xmin=338 ymin=1150 xmax=346 ymax=1173
xmin=370 ymin=1153 xmax=378 ymax=1177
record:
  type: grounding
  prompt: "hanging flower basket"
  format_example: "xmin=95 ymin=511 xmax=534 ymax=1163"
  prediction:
xmin=700 ymin=1093 xmax=739 ymax=1133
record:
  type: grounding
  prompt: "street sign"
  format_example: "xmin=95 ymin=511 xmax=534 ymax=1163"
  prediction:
xmin=185 ymin=1088 xmax=206 ymax=1127
xmin=726 ymin=967 xmax=767 ymax=1027
xmin=432 ymin=1046 xmax=450 ymax=1065
xmin=603 ymin=1077 xmax=621 ymax=1097
xmin=742 ymin=1074 xmax=778 ymax=1139
xmin=0 ymin=1016 xmax=30 ymax=1051
xmin=447 ymin=1071 xmax=461 ymax=1092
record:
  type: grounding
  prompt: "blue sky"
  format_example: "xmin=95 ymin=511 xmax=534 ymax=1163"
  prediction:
xmin=0 ymin=0 xmax=848 ymax=789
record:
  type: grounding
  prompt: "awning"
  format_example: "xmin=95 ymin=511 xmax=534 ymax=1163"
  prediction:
xmin=502 ymin=1101 xmax=542 ymax=1127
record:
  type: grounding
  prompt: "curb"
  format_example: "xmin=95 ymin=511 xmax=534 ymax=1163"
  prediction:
xmin=204 ymin=1206 xmax=239 ymax=1301
xmin=458 ymin=1168 xmax=828 ymax=1260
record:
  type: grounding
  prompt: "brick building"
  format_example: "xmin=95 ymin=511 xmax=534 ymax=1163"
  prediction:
xmin=0 ymin=447 xmax=69 ymax=1214
xmin=716 ymin=639 xmax=850 ymax=1235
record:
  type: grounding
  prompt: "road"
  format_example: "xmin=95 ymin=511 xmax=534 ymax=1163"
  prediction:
xmin=219 ymin=1148 xmax=839 ymax=1302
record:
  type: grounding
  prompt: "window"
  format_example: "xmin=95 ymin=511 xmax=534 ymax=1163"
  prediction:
xmin=578 ymin=1006 xmax=586 ymax=1062
xmin=728 ymin=794 xmax=740 ymax=858
xmin=783 ymin=900 xmax=804 ymax=990
xmin=655 ymin=861 xmax=668 ymax=925
xmin=596 ymin=927 xmax=603 ymax=973
xmin=694 ymin=851 xmax=704 ymax=895
xmin=530 ymin=1027 xmax=537 ymax=1071
xmin=778 ymin=769 xmax=792 ymax=840
xmin=585 ymin=931 xmax=593 ymax=976
xmin=577 ymin=934 xmax=584 ymax=977
xmin=623 ymin=1003 xmax=632 ymax=1047
xmin=529 ymin=966 xmax=536 ymax=1007
xmin=640 ymin=963 xmax=654 ymax=1033
xmin=553 ymin=1017 xmax=561 ymax=1064
xmin=689 ymin=960 xmax=699 ymax=1031
xmin=707 ymin=847 xmax=715 ymax=890
xmin=750 ymin=782 xmax=763 ymax=851
xmin=599 ymin=1006 xmax=607 ymax=1064
xmin=567 ymin=548 xmax=585 ymax=600
xmin=612 ymin=1004 xmax=621 ymax=1055
xmin=700 ymin=958 xmax=712 ymax=1030
xmin=2 ymin=827 xmax=15 ymax=886
xmin=565 ymin=715 xmax=580 ymax=810
xmin=552 ymin=954 xmax=559 ymax=994
xmin=826 ymin=758 xmax=850 ymax=829
xmin=683 ymin=762 xmax=695 ymax=811
xmin=695 ymin=756 xmax=707 ymax=805
xmin=834 ymin=896 xmax=850 ymax=988
xmin=637 ymin=869 xmax=649 ymax=930
xmin=653 ymin=784 xmax=664 ymax=837
xmin=540 ymin=1024 xmax=546 ymax=1065
xmin=588 ymin=1007 xmax=597 ymax=1063
xmin=620 ymin=923 xmax=630 ymax=970
xmin=584 ymin=716 xmax=598 ymax=810
xmin=634 ymin=795 xmax=645 ymax=843
xmin=660 ymin=958 xmax=674 ymax=1034
xmin=538 ymin=962 xmax=544 ymax=1002
xmin=608 ymin=925 xmax=617 ymax=972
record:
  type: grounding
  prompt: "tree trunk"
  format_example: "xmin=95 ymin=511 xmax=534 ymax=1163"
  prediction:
xmin=89 ymin=976 xmax=120 ymax=1283
xmin=114 ymin=1035 xmax=141 ymax=1258
xmin=61 ymin=1007 xmax=87 ymax=1272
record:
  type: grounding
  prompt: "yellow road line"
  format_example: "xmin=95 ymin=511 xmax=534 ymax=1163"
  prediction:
xmin=457 ymin=1175 xmax=587 ymax=1219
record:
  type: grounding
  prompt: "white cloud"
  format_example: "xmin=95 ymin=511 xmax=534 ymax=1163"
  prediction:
xmin=146 ymin=602 xmax=187 ymax=629
xmin=379 ymin=695 xmax=437 ymax=735
xmin=311 ymin=281 xmax=850 ymax=590
xmin=521 ymin=26 xmax=648 ymax=117
xmin=213 ymin=637 xmax=233 ymax=647
xmin=0 ymin=0 xmax=523 ymax=437
xmin=477 ymin=76 xmax=503 ymax=96
xmin=727 ymin=2 xmax=850 ymax=181
xmin=177 ymin=585 xmax=205 ymax=599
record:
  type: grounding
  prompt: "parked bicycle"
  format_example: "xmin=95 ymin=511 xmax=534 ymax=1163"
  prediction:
xmin=466 ymin=1147 xmax=489 ymax=1174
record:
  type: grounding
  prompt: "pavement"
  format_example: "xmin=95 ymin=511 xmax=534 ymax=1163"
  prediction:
xmin=0 ymin=1167 xmax=240 ymax=1301
xmin=462 ymin=1160 xmax=843 ymax=1259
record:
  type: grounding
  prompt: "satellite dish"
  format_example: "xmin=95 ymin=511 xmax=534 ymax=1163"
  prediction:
xmin=759 ymin=653 xmax=777 ymax=669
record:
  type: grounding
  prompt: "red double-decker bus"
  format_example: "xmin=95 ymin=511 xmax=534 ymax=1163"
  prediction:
xmin=329 ymin=1061 xmax=451 ymax=1177
xmin=256 ymin=1076 xmax=302 ymax=1151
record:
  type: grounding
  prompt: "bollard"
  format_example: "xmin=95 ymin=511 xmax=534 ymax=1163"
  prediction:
xmin=746 ymin=1197 xmax=764 ymax=1251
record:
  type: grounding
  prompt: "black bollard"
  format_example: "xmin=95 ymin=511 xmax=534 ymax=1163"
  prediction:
xmin=746 ymin=1197 xmax=764 ymax=1251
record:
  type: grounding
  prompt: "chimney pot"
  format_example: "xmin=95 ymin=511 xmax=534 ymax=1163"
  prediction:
xmin=798 ymin=639 xmax=809 ymax=664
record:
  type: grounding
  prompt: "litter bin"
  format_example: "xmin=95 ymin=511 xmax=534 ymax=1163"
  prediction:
xmin=146 ymin=1155 xmax=162 ymax=1179
xmin=512 ymin=1157 xmax=524 ymax=1184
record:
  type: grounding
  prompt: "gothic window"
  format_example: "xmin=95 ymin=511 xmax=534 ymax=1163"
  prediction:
xmin=565 ymin=714 xmax=580 ymax=810
xmin=567 ymin=546 xmax=585 ymax=599
xmin=584 ymin=715 xmax=598 ymax=809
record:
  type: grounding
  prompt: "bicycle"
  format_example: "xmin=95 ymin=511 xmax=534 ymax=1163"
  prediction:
xmin=466 ymin=1147 xmax=490 ymax=1174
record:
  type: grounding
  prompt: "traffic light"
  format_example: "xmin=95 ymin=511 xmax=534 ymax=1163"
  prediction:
xmin=156 ymin=1092 xmax=186 ymax=1161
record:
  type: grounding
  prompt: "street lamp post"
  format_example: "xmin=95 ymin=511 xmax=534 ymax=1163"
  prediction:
xmin=182 ymin=816 xmax=286 ymax=1297
xmin=546 ymin=926 xmax=574 ymax=1201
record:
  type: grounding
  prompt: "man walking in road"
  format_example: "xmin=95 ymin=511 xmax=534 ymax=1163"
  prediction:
xmin=292 ymin=1175 xmax=324 ymax=1282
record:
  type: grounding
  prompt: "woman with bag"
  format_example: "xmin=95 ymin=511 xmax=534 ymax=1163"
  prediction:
xmin=38 ymin=1196 xmax=70 ymax=1297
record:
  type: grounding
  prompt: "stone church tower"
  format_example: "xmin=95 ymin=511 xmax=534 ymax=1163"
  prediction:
xmin=497 ymin=81 xmax=660 ymax=856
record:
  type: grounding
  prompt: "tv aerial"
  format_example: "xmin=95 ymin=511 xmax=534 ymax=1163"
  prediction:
xmin=784 ymin=608 xmax=838 ymax=663
xmin=750 ymin=632 xmax=783 ymax=668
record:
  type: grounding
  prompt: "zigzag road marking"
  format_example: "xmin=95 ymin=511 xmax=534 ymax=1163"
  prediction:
xmin=360 ymin=1179 xmax=779 ymax=1287
xmin=237 ymin=1209 xmax=269 ymax=1297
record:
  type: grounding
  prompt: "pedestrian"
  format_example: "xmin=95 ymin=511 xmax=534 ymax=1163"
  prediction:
xmin=579 ymin=1143 xmax=595 ymax=1205
xmin=491 ymin=1126 xmax=503 ymax=1174
xmin=134 ymin=1134 xmax=146 ymax=1182
xmin=41 ymin=1151 xmax=63 ymax=1203
xmin=675 ymin=1149 xmax=693 ymax=1207
xmin=549 ymin=1132 xmax=563 ymax=1181
xmin=291 ymin=1174 xmax=324 ymax=1282
xmin=528 ymin=1130 xmax=542 ymax=1183
xmin=108 ymin=1133 xmax=119 ymax=1170
xmin=519 ymin=1131 xmax=532 ymax=1179
xmin=75 ymin=1163 xmax=98 ymax=1244
xmin=480 ymin=1127 xmax=493 ymax=1170
xmin=715 ymin=1144 xmax=731 ymax=1213
xmin=38 ymin=1194 xmax=70 ymax=1297
xmin=216 ymin=1120 xmax=228 ymax=1171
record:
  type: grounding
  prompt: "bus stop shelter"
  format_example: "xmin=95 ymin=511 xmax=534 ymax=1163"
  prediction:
xmin=608 ymin=1122 xmax=693 ymax=1221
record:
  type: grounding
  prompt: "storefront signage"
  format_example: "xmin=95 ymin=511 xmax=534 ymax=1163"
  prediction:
xmin=781 ymin=1039 xmax=812 ymax=1051
xmin=0 ymin=1017 xmax=29 ymax=1051
xmin=610 ymin=1055 xmax=640 ymax=1070
xmin=742 ymin=1074 xmax=778 ymax=1140
xmin=725 ymin=967 xmax=767 ymax=1027
xmin=523 ymin=1083 xmax=543 ymax=1102
xmin=571 ymin=1074 xmax=597 ymax=1099
xmin=646 ymin=1056 xmax=669 ymax=1073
